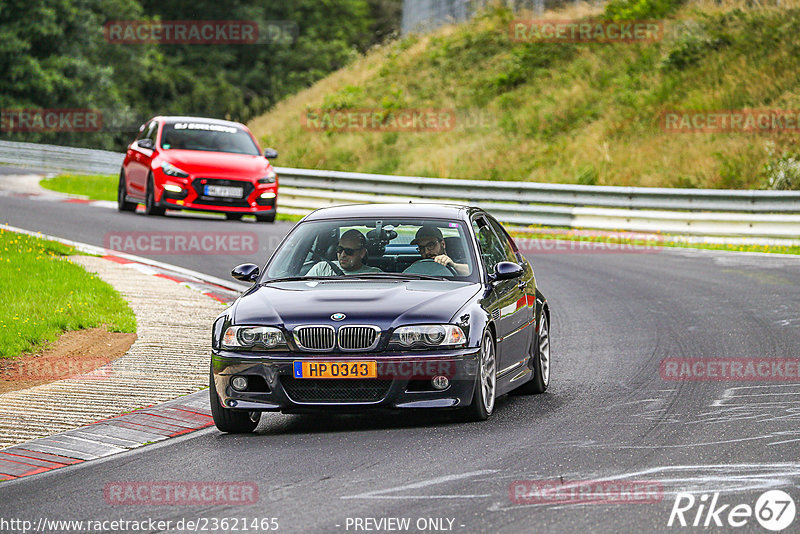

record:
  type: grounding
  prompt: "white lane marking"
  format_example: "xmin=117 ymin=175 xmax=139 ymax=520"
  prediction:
xmin=712 ymin=384 xmax=800 ymax=407
xmin=605 ymin=398 xmax=667 ymax=409
xmin=340 ymin=469 xmax=497 ymax=500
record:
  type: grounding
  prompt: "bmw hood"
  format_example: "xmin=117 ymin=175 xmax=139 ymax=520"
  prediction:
xmin=232 ymin=280 xmax=481 ymax=329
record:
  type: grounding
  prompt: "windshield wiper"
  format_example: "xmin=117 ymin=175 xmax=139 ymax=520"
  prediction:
xmin=263 ymin=273 xmax=449 ymax=284
xmin=346 ymin=272 xmax=447 ymax=281
xmin=261 ymin=276 xmax=348 ymax=284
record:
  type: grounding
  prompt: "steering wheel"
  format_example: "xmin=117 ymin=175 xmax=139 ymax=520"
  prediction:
xmin=409 ymin=258 xmax=458 ymax=276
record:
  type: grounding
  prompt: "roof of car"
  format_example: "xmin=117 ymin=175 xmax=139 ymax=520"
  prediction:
xmin=302 ymin=203 xmax=478 ymax=221
xmin=151 ymin=116 xmax=248 ymax=128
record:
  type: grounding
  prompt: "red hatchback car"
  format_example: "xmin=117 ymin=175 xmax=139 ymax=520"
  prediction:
xmin=118 ymin=116 xmax=279 ymax=222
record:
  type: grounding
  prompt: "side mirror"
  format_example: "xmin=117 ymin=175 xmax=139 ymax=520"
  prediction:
xmin=231 ymin=263 xmax=260 ymax=282
xmin=138 ymin=138 xmax=155 ymax=150
xmin=263 ymin=148 xmax=278 ymax=159
xmin=488 ymin=261 xmax=523 ymax=283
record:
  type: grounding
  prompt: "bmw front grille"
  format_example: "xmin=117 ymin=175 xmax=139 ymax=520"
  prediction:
xmin=293 ymin=325 xmax=381 ymax=351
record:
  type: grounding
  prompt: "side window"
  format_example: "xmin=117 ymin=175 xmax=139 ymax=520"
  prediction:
xmin=137 ymin=121 xmax=157 ymax=147
xmin=487 ymin=217 xmax=519 ymax=263
xmin=471 ymin=216 xmax=508 ymax=274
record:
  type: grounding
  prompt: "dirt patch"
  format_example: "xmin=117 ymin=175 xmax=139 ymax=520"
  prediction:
xmin=0 ymin=327 xmax=136 ymax=395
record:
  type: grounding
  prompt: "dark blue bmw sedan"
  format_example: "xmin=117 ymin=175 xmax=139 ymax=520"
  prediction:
xmin=210 ymin=203 xmax=550 ymax=432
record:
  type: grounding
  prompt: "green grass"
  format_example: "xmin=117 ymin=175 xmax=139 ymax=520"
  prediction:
xmin=41 ymin=173 xmax=117 ymax=201
xmin=0 ymin=230 xmax=136 ymax=359
xmin=249 ymin=0 xmax=800 ymax=190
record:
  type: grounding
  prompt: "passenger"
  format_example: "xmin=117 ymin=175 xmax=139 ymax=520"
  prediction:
xmin=406 ymin=226 xmax=469 ymax=275
xmin=306 ymin=229 xmax=382 ymax=276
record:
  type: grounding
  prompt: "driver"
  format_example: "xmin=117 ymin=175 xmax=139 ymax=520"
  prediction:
xmin=306 ymin=229 xmax=382 ymax=276
xmin=407 ymin=226 xmax=469 ymax=275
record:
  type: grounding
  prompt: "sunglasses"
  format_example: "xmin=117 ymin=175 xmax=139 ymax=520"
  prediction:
xmin=336 ymin=246 xmax=363 ymax=256
xmin=416 ymin=240 xmax=440 ymax=252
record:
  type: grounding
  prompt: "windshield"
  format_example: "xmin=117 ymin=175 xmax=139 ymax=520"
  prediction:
xmin=264 ymin=218 xmax=478 ymax=282
xmin=160 ymin=122 xmax=260 ymax=155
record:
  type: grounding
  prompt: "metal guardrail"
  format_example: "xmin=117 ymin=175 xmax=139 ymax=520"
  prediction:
xmin=0 ymin=139 xmax=125 ymax=176
xmin=1 ymin=140 xmax=799 ymax=237
xmin=275 ymin=167 xmax=800 ymax=213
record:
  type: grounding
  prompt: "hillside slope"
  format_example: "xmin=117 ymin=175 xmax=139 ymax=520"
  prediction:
xmin=249 ymin=0 xmax=800 ymax=189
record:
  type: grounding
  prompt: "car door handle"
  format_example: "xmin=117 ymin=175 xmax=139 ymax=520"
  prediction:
xmin=518 ymin=281 xmax=527 ymax=290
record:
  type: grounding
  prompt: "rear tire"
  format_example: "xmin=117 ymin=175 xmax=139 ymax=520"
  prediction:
xmin=514 ymin=312 xmax=550 ymax=395
xmin=144 ymin=173 xmax=165 ymax=216
xmin=209 ymin=370 xmax=260 ymax=433
xmin=256 ymin=211 xmax=276 ymax=223
xmin=458 ymin=331 xmax=496 ymax=422
xmin=117 ymin=169 xmax=136 ymax=212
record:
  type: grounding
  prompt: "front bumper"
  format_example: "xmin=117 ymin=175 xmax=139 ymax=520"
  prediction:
xmin=211 ymin=348 xmax=481 ymax=413
xmin=159 ymin=194 xmax=276 ymax=214
xmin=156 ymin=176 xmax=277 ymax=214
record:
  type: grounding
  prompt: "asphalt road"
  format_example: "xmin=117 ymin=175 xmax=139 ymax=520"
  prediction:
xmin=0 ymin=171 xmax=293 ymax=280
xmin=2 ymin=172 xmax=800 ymax=533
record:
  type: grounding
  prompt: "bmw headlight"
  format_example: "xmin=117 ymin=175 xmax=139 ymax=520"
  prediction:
xmin=222 ymin=326 xmax=286 ymax=350
xmin=161 ymin=162 xmax=189 ymax=178
xmin=390 ymin=325 xmax=466 ymax=349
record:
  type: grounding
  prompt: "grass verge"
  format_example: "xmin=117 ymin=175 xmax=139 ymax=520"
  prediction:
xmin=41 ymin=173 xmax=116 ymax=201
xmin=0 ymin=230 xmax=136 ymax=359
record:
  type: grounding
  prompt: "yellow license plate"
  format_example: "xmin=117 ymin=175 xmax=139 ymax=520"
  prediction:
xmin=293 ymin=361 xmax=377 ymax=379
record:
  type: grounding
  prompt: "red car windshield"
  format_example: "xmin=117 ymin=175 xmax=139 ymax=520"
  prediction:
xmin=160 ymin=122 xmax=260 ymax=155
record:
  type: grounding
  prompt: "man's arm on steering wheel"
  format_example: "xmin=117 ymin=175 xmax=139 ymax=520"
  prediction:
xmin=432 ymin=254 xmax=469 ymax=275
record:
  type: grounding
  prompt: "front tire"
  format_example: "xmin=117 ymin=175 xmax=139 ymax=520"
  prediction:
xmin=117 ymin=169 xmax=136 ymax=212
xmin=144 ymin=173 xmax=165 ymax=216
xmin=256 ymin=211 xmax=276 ymax=223
xmin=460 ymin=331 xmax=496 ymax=422
xmin=225 ymin=213 xmax=244 ymax=221
xmin=209 ymin=371 xmax=260 ymax=433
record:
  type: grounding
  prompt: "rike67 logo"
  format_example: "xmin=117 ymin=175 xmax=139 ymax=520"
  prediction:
xmin=668 ymin=490 xmax=795 ymax=531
